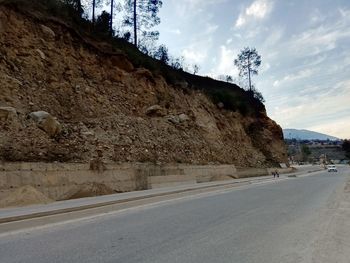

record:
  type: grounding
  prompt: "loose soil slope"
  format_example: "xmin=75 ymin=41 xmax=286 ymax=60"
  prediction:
xmin=0 ymin=4 xmax=287 ymax=167
xmin=0 ymin=185 xmax=53 ymax=208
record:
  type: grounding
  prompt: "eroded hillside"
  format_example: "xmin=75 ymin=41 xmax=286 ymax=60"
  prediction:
xmin=0 ymin=4 xmax=287 ymax=167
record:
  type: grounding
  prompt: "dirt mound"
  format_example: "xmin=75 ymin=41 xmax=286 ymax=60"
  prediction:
xmin=61 ymin=182 xmax=115 ymax=200
xmin=0 ymin=186 xmax=53 ymax=208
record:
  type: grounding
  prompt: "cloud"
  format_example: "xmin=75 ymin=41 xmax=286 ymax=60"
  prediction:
xmin=308 ymin=117 xmax=350 ymax=139
xmin=235 ymin=16 xmax=246 ymax=28
xmin=169 ymin=29 xmax=181 ymax=35
xmin=171 ymin=0 xmax=228 ymax=17
xmin=339 ymin=8 xmax=350 ymax=19
xmin=208 ymin=45 xmax=238 ymax=77
xmin=268 ymin=79 xmax=350 ymax=138
xmin=205 ymin=24 xmax=219 ymax=35
xmin=273 ymin=69 xmax=314 ymax=87
xmin=180 ymin=23 xmax=218 ymax=64
xmin=263 ymin=27 xmax=284 ymax=46
xmin=286 ymin=14 xmax=350 ymax=58
xmin=310 ymin=8 xmax=324 ymax=24
xmin=290 ymin=29 xmax=340 ymax=56
xmin=182 ymin=48 xmax=207 ymax=64
xmin=235 ymin=0 xmax=274 ymax=28
xmin=302 ymin=54 xmax=327 ymax=67
xmin=260 ymin=62 xmax=271 ymax=73
xmin=182 ymin=0 xmax=227 ymax=8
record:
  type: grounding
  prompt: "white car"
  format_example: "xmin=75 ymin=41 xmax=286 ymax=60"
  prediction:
xmin=327 ymin=165 xmax=337 ymax=172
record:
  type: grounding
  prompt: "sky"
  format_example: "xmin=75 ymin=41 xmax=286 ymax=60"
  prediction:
xmin=153 ymin=0 xmax=350 ymax=139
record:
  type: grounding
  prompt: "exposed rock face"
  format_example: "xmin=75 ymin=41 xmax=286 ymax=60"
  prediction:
xmin=40 ymin=24 xmax=55 ymax=40
xmin=29 ymin=111 xmax=62 ymax=137
xmin=35 ymin=49 xmax=46 ymax=60
xmin=0 ymin=5 xmax=288 ymax=166
xmin=178 ymin=113 xmax=190 ymax=123
xmin=166 ymin=115 xmax=180 ymax=125
xmin=145 ymin=105 xmax=165 ymax=117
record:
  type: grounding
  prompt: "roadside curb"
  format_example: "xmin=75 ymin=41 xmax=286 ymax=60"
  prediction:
xmin=0 ymin=180 xmax=253 ymax=224
xmin=291 ymin=168 xmax=325 ymax=177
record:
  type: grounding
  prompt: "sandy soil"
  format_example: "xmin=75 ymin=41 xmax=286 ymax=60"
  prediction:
xmin=0 ymin=186 xmax=53 ymax=208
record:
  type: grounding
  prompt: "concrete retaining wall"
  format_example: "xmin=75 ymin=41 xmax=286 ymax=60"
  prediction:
xmin=0 ymin=162 xmax=237 ymax=200
xmin=0 ymin=162 xmax=292 ymax=200
xmin=236 ymin=168 xmax=268 ymax=178
xmin=0 ymin=162 xmax=144 ymax=200
xmin=135 ymin=164 xmax=237 ymax=188
xmin=237 ymin=167 xmax=294 ymax=178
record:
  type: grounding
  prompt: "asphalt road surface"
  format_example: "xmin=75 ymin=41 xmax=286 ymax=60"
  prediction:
xmin=1 ymin=167 xmax=349 ymax=263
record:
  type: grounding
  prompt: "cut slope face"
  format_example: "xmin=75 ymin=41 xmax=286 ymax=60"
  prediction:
xmin=0 ymin=5 xmax=287 ymax=167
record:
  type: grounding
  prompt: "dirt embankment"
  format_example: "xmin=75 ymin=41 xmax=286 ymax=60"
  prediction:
xmin=0 ymin=5 xmax=287 ymax=167
xmin=0 ymin=186 xmax=53 ymax=208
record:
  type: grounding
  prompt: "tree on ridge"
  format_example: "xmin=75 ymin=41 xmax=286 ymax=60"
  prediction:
xmin=234 ymin=47 xmax=261 ymax=91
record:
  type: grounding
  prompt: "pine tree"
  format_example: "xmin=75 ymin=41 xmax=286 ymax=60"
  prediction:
xmin=124 ymin=0 xmax=163 ymax=47
xmin=234 ymin=47 xmax=261 ymax=91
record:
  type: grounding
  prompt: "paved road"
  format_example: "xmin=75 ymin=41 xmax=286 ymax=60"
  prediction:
xmin=0 ymin=168 xmax=349 ymax=263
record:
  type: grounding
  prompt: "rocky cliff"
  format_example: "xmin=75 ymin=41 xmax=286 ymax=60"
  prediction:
xmin=0 ymin=4 xmax=287 ymax=167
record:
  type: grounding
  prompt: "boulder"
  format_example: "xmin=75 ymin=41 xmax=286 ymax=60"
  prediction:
xmin=166 ymin=115 xmax=180 ymax=124
xmin=178 ymin=113 xmax=190 ymax=123
xmin=145 ymin=105 xmax=165 ymax=117
xmin=0 ymin=106 xmax=17 ymax=121
xmin=36 ymin=49 xmax=46 ymax=60
xmin=40 ymin=25 xmax=55 ymax=40
xmin=29 ymin=111 xmax=62 ymax=137
xmin=217 ymin=102 xmax=225 ymax=109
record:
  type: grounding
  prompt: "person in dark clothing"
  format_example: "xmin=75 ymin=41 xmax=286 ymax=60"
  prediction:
xmin=275 ymin=169 xmax=279 ymax=178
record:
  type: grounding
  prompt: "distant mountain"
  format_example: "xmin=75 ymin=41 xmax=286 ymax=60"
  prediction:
xmin=283 ymin=129 xmax=339 ymax=141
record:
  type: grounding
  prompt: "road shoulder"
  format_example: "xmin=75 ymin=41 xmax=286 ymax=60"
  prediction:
xmin=311 ymin=176 xmax=350 ymax=263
